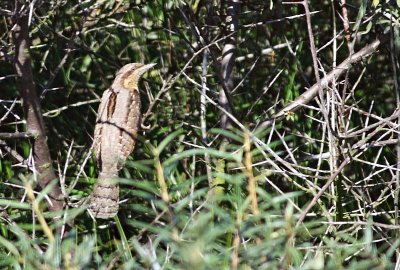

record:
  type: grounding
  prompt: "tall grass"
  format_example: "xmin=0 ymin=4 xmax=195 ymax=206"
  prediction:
xmin=0 ymin=128 xmax=397 ymax=269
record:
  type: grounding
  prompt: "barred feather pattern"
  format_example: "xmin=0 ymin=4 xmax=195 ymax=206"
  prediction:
xmin=90 ymin=85 xmax=141 ymax=219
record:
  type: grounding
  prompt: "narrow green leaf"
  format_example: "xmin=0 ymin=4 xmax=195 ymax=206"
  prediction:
xmin=0 ymin=235 xmax=20 ymax=256
xmin=0 ymin=199 xmax=30 ymax=210
xmin=156 ymin=128 xmax=184 ymax=154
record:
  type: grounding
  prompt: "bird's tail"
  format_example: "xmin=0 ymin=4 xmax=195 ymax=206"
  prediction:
xmin=89 ymin=172 xmax=119 ymax=219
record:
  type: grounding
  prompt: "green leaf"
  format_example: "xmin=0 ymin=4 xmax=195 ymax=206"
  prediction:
xmin=0 ymin=199 xmax=30 ymax=210
xmin=163 ymin=148 xmax=239 ymax=167
xmin=114 ymin=216 xmax=133 ymax=261
xmin=353 ymin=0 xmax=367 ymax=31
xmin=208 ymin=128 xmax=243 ymax=143
xmin=0 ymin=235 xmax=20 ymax=257
xmin=156 ymin=128 xmax=184 ymax=154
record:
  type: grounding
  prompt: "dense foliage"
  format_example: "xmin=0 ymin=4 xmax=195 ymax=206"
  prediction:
xmin=0 ymin=0 xmax=399 ymax=269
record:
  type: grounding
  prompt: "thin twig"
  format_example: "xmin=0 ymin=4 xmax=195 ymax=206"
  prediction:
xmin=200 ymin=50 xmax=213 ymax=188
xmin=258 ymin=34 xmax=389 ymax=129
xmin=0 ymin=132 xmax=36 ymax=139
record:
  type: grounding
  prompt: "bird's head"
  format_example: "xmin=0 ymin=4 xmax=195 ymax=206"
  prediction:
xmin=115 ymin=63 xmax=156 ymax=90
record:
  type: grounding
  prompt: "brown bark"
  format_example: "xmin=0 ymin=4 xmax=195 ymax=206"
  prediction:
xmin=12 ymin=14 xmax=64 ymax=212
xmin=219 ymin=0 xmax=240 ymax=130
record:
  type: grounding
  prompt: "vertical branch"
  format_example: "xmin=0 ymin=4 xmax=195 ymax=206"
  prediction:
xmin=338 ymin=0 xmax=354 ymax=129
xmin=11 ymin=11 xmax=63 ymax=212
xmin=330 ymin=1 xmax=345 ymax=220
xmin=201 ymin=4 xmax=214 ymax=191
xmin=389 ymin=10 xmax=400 ymax=242
xmin=231 ymin=230 xmax=240 ymax=269
xmin=339 ymin=0 xmax=351 ymax=43
xmin=301 ymin=1 xmax=320 ymax=86
xmin=200 ymin=50 xmax=213 ymax=188
xmin=219 ymin=0 xmax=239 ymax=129
xmin=286 ymin=0 xmax=341 ymax=221
xmin=243 ymin=131 xmax=259 ymax=216
xmin=216 ymin=0 xmax=239 ymax=199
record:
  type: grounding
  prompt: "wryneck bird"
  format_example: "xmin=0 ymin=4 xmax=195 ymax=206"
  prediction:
xmin=90 ymin=63 xmax=156 ymax=219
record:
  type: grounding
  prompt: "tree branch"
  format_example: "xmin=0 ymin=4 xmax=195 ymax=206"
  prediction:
xmin=0 ymin=132 xmax=36 ymax=139
xmin=257 ymin=34 xmax=389 ymax=129
xmin=219 ymin=0 xmax=240 ymax=129
xmin=12 ymin=12 xmax=63 ymax=212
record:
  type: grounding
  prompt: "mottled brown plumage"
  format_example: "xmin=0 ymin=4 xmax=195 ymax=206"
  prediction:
xmin=90 ymin=63 xmax=155 ymax=219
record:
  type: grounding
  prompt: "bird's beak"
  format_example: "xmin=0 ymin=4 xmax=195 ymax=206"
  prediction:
xmin=136 ymin=63 xmax=157 ymax=75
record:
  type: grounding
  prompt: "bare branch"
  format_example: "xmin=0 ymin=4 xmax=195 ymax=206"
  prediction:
xmin=219 ymin=0 xmax=239 ymax=129
xmin=11 ymin=10 xmax=63 ymax=213
xmin=258 ymin=34 xmax=389 ymax=129
xmin=0 ymin=132 xmax=36 ymax=139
